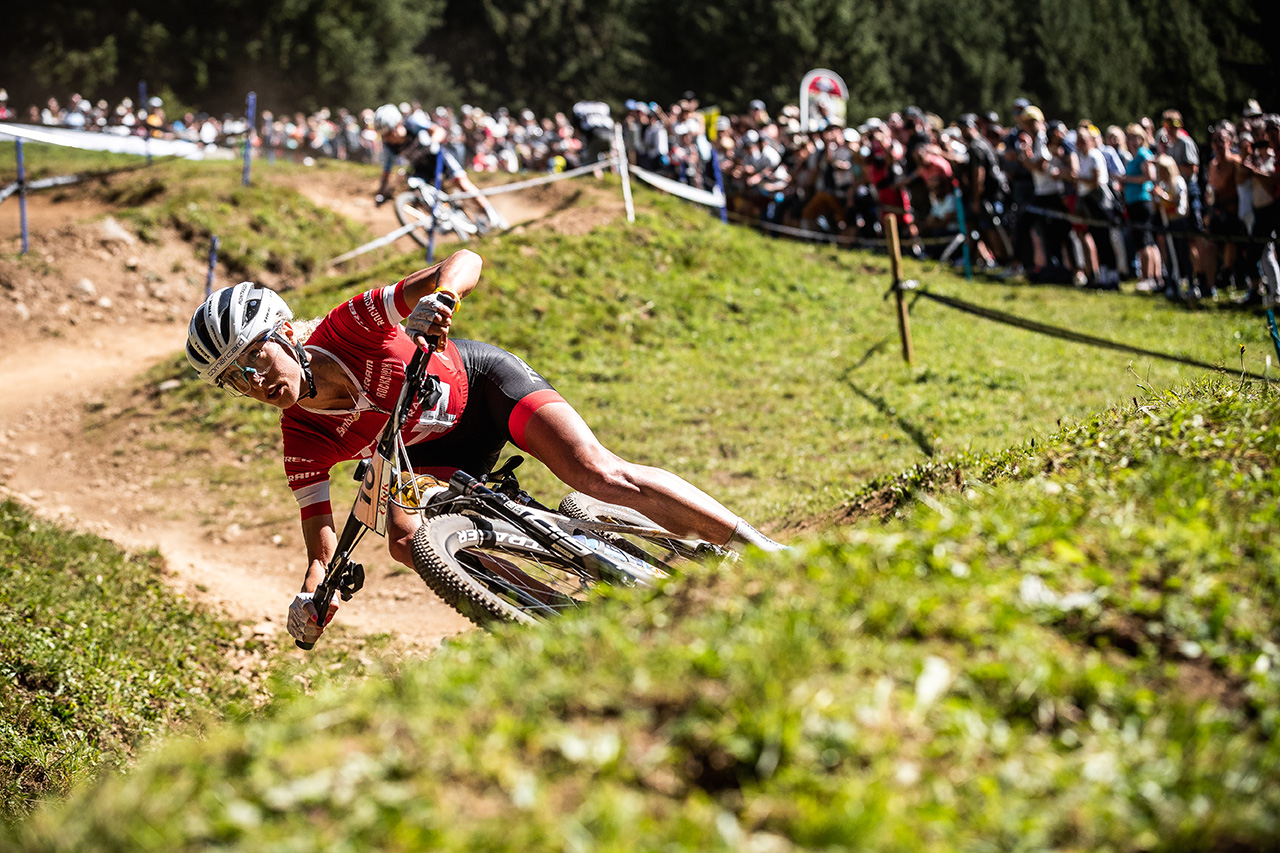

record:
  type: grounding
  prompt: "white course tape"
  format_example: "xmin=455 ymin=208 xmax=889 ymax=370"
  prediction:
xmin=629 ymin=164 xmax=724 ymax=208
xmin=328 ymin=219 xmax=428 ymax=266
xmin=443 ymin=157 xmax=620 ymax=201
xmin=0 ymin=122 xmax=210 ymax=160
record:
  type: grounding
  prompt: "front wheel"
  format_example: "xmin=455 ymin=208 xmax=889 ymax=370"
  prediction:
xmin=412 ymin=514 xmax=615 ymax=628
xmin=394 ymin=189 xmax=470 ymax=246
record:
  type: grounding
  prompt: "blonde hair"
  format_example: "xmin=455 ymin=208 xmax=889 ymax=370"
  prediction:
xmin=1155 ymin=154 xmax=1179 ymax=184
xmin=1126 ymin=123 xmax=1150 ymax=146
xmin=291 ymin=317 xmax=324 ymax=343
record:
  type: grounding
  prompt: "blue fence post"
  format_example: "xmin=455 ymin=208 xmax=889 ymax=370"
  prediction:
xmin=953 ymin=185 xmax=972 ymax=280
xmin=711 ymin=148 xmax=729 ymax=224
xmin=1267 ymin=309 xmax=1280 ymax=367
xmin=425 ymin=145 xmax=446 ymax=265
xmin=139 ymin=80 xmax=152 ymax=166
xmin=243 ymin=92 xmax=256 ymax=187
xmin=16 ymin=139 xmax=29 ymax=255
xmin=206 ymin=236 xmax=220 ymax=297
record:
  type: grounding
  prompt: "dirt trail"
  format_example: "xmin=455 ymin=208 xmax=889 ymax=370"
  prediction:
xmin=0 ymin=165 xmax=623 ymax=651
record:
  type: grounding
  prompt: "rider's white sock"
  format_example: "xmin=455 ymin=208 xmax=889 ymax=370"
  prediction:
xmin=727 ymin=519 xmax=789 ymax=553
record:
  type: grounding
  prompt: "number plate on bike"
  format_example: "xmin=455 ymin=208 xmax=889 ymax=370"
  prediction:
xmin=352 ymin=450 xmax=393 ymax=535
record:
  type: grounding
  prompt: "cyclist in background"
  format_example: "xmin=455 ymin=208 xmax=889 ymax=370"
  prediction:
xmin=185 ymin=250 xmax=786 ymax=644
xmin=373 ymin=104 xmax=509 ymax=231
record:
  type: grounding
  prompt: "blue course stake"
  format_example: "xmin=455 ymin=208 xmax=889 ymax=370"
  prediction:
xmin=206 ymin=236 xmax=220 ymax=297
xmin=243 ymin=92 xmax=256 ymax=187
xmin=16 ymin=138 xmax=28 ymax=255
xmin=426 ymin=145 xmax=446 ymax=265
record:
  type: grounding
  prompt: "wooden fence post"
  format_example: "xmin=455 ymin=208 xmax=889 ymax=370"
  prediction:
xmin=886 ymin=213 xmax=914 ymax=366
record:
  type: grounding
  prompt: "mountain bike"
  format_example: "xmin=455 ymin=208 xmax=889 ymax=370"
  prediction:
xmin=393 ymin=176 xmax=494 ymax=247
xmin=297 ymin=298 xmax=724 ymax=647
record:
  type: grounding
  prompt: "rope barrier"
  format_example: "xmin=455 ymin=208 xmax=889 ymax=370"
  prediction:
xmin=910 ymin=286 xmax=1270 ymax=381
xmin=723 ymin=209 xmax=962 ymax=248
xmin=1022 ymin=203 xmax=1277 ymax=246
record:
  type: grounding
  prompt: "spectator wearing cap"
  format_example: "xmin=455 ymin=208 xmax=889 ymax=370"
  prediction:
xmin=1000 ymin=104 xmax=1037 ymax=275
xmin=747 ymin=99 xmax=769 ymax=129
xmin=1011 ymin=106 xmax=1065 ymax=276
xmin=639 ymin=102 xmax=669 ymax=171
xmin=622 ymin=100 xmax=645 ymax=165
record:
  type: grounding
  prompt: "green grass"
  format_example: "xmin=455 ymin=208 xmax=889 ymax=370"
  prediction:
xmin=0 ymin=500 xmax=250 ymax=821
xmin=0 ymin=142 xmax=147 ymax=182
xmin=11 ymin=379 xmax=1279 ymax=851
xmin=6 ymin=159 xmax=1280 ymax=848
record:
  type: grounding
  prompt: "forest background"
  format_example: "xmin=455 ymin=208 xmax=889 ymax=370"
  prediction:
xmin=6 ymin=0 xmax=1280 ymax=136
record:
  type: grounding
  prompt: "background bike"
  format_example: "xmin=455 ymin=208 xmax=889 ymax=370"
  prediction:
xmin=393 ymin=177 xmax=493 ymax=248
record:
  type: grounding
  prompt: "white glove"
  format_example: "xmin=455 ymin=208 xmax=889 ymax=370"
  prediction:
xmin=404 ymin=290 xmax=457 ymax=350
xmin=287 ymin=592 xmax=328 ymax=644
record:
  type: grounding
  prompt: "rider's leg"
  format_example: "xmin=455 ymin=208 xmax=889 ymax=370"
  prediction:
xmin=522 ymin=401 xmax=785 ymax=551
xmin=386 ymin=501 xmax=424 ymax=569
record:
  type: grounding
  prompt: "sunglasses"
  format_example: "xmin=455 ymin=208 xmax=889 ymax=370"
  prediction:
xmin=217 ymin=327 xmax=285 ymax=396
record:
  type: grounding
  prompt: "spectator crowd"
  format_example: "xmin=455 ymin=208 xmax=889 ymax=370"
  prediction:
xmin=5 ymin=85 xmax=1278 ymax=309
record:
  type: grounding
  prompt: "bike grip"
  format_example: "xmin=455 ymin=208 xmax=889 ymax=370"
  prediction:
xmin=424 ymin=290 xmax=458 ymax=352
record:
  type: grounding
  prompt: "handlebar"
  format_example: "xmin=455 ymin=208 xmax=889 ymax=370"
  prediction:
xmin=295 ymin=291 xmax=457 ymax=650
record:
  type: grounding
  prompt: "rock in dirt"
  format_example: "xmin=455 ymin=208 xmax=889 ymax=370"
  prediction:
xmin=75 ymin=278 xmax=97 ymax=299
xmin=98 ymin=217 xmax=137 ymax=246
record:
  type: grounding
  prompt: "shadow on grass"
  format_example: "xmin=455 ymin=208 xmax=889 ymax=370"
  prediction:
xmin=841 ymin=339 xmax=936 ymax=458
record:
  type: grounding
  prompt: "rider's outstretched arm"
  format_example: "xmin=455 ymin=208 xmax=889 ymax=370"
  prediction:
xmin=285 ymin=511 xmax=340 ymax=644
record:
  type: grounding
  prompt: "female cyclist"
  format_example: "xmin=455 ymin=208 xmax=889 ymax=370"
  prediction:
xmin=185 ymin=250 xmax=785 ymax=644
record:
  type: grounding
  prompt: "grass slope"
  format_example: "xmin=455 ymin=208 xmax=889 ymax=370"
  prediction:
xmin=13 ymin=378 xmax=1279 ymax=851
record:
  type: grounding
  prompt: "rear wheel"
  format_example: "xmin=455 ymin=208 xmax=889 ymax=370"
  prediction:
xmin=411 ymin=514 xmax=601 ymax=628
xmin=557 ymin=493 xmax=726 ymax=571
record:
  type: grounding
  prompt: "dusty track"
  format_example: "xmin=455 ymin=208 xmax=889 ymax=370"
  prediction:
xmin=0 ymin=164 xmax=622 ymax=651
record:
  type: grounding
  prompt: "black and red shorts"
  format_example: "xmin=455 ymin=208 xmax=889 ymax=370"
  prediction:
xmin=408 ymin=339 xmax=564 ymax=478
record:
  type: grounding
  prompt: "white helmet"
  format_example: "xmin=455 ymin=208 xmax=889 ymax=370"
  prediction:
xmin=186 ymin=282 xmax=293 ymax=385
xmin=374 ymin=103 xmax=403 ymax=133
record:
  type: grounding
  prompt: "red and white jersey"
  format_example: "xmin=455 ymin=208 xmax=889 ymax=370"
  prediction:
xmin=281 ymin=280 xmax=469 ymax=520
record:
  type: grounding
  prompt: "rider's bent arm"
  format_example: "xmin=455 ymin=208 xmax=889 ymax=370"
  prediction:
xmin=301 ymin=512 xmax=339 ymax=593
xmin=402 ymin=249 xmax=482 ymax=306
